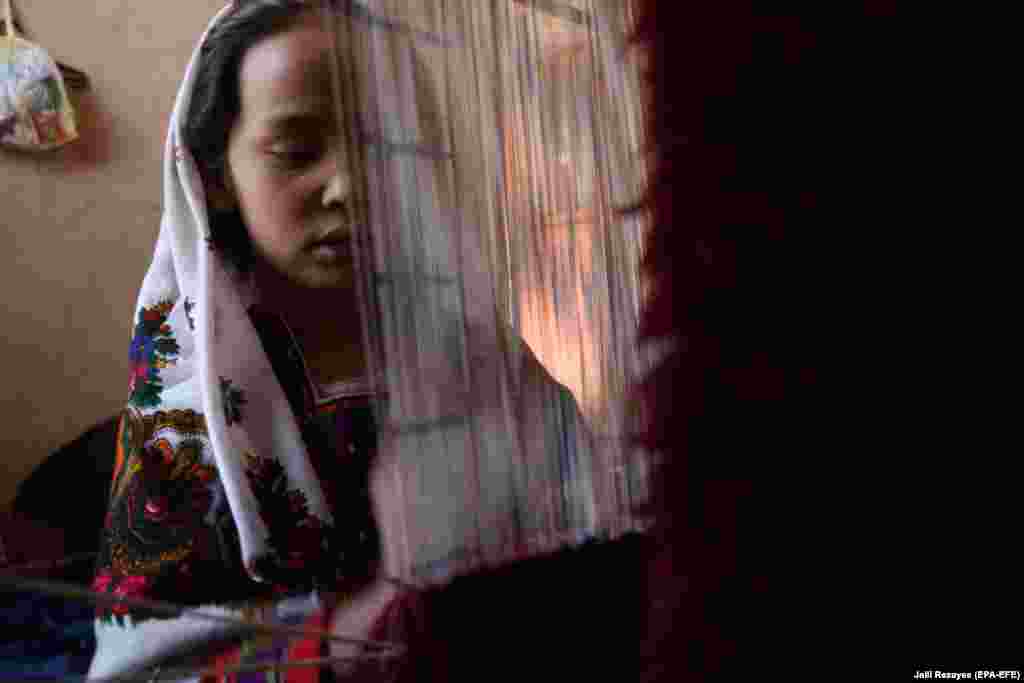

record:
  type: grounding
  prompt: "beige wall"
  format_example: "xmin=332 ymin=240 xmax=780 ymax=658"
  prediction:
xmin=1 ymin=0 xmax=225 ymax=506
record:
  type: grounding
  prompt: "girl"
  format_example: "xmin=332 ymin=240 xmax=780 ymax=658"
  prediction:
xmin=90 ymin=1 xmax=602 ymax=679
xmin=90 ymin=2 xmax=392 ymax=678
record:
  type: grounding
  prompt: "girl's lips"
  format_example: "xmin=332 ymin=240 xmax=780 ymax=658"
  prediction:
xmin=310 ymin=230 xmax=353 ymax=248
xmin=310 ymin=237 xmax=353 ymax=263
xmin=313 ymin=240 xmax=348 ymax=249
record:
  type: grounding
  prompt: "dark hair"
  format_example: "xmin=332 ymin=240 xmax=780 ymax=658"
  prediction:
xmin=184 ymin=0 xmax=313 ymax=274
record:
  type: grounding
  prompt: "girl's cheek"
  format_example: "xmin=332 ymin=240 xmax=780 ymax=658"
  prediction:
xmin=268 ymin=200 xmax=308 ymax=244
xmin=252 ymin=177 xmax=296 ymax=223
xmin=263 ymin=171 xmax=311 ymax=207
xmin=279 ymin=183 xmax=309 ymax=218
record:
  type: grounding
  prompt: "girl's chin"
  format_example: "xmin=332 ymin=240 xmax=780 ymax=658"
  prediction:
xmin=294 ymin=263 xmax=356 ymax=291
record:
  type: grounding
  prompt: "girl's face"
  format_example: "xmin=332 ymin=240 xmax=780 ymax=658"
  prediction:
xmin=225 ymin=12 xmax=358 ymax=291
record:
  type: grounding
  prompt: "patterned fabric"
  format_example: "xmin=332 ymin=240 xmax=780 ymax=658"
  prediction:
xmin=90 ymin=298 xmax=383 ymax=673
xmin=186 ymin=388 xmax=380 ymax=683
xmin=0 ymin=2 xmax=79 ymax=151
xmin=202 ymin=607 xmax=329 ymax=683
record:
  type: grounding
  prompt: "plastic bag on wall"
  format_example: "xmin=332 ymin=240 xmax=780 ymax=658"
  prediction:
xmin=0 ymin=0 xmax=78 ymax=151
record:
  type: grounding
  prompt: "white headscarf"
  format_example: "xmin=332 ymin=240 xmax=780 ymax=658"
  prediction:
xmin=131 ymin=2 xmax=345 ymax=587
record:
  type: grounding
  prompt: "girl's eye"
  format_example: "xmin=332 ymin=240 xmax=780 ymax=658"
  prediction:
xmin=269 ymin=139 xmax=324 ymax=167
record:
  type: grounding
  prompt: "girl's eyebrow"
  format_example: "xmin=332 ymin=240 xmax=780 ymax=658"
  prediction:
xmin=265 ymin=110 xmax=329 ymax=130
xmin=262 ymin=98 xmax=336 ymax=130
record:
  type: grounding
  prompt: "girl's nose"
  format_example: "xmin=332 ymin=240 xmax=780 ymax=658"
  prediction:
xmin=322 ymin=136 xmax=357 ymax=211
xmin=322 ymin=168 xmax=353 ymax=210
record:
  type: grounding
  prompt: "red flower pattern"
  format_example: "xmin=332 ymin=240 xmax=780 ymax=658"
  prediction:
xmin=93 ymin=571 xmax=151 ymax=617
xmin=111 ymin=575 xmax=150 ymax=616
xmin=92 ymin=571 xmax=112 ymax=595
